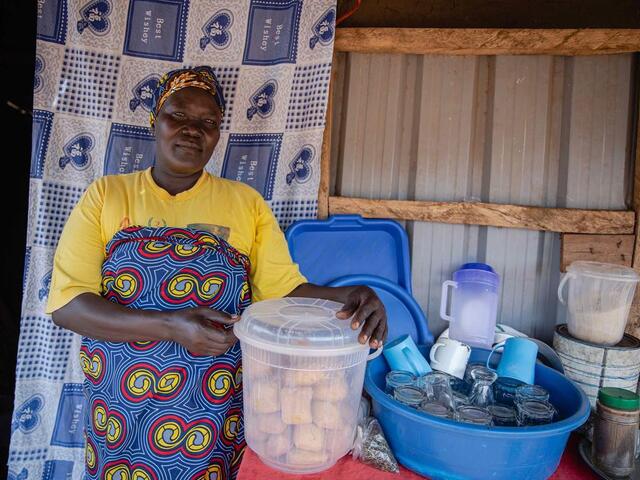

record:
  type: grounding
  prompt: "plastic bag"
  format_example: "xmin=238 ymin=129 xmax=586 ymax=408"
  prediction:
xmin=352 ymin=416 xmax=400 ymax=473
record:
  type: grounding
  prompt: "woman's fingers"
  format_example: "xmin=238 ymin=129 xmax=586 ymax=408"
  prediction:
xmin=336 ymin=296 xmax=360 ymax=321
xmin=201 ymin=325 xmax=238 ymax=354
xmin=369 ymin=314 xmax=387 ymax=347
xmin=198 ymin=307 xmax=240 ymax=326
xmin=359 ymin=311 xmax=383 ymax=345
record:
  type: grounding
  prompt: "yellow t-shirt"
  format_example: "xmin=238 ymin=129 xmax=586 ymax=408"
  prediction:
xmin=46 ymin=168 xmax=307 ymax=314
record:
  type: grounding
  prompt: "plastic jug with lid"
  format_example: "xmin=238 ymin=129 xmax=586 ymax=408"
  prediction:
xmin=439 ymin=263 xmax=500 ymax=349
xmin=558 ymin=261 xmax=639 ymax=346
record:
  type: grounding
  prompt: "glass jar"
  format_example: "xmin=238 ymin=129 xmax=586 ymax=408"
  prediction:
xmin=420 ymin=401 xmax=454 ymax=419
xmin=385 ymin=370 xmax=416 ymax=395
xmin=592 ymin=387 xmax=640 ymax=477
xmin=488 ymin=404 xmax=517 ymax=427
xmin=453 ymin=391 xmax=471 ymax=408
xmin=493 ymin=377 xmax=525 ymax=406
xmin=515 ymin=384 xmax=549 ymax=404
xmin=516 ymin=400 xmax=556 ymax=426
xmin=394 ymin=386 xmax=425 ymax=408
xmin=448 ymin=374 xmax=468 ymax=395
xmin=463 ymin=363 xmax=487 ymax=394
xmin=468 ymin=366 xmax=498 ymax=407
xmin=455 ymin=405 xmax=493 ymax=426
xmin=418 ymin=372 xmax=455 ymax=409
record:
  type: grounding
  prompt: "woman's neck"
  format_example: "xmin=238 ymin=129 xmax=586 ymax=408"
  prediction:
xmin=151 ymin=167 xmax=203 ymax=196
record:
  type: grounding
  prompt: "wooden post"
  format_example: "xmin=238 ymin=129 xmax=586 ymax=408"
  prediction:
xmin=560 ymin=234 xmax=634 ymax=271
xmin=317 ymin=52 xmax=338 ymax=219
xmin=627 ymin=56 xmax=640 ymax=338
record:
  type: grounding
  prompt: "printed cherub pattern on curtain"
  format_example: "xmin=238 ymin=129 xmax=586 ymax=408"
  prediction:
xmin=12 ymin=1 xmax=335 ymax=478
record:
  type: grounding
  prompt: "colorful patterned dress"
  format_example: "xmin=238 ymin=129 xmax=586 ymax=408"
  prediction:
xmin=79 ymin=226 xmax=252 ymax=480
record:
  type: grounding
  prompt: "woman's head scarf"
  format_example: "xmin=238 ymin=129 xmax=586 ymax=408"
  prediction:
xmin=149 ymin=66 xmax=225 ymax=128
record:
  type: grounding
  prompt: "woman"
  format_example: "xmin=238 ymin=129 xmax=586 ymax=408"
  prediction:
xmin=47 ymin=66 xmax=387 ymax=480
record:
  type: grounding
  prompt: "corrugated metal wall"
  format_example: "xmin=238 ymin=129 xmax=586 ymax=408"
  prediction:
xmin=330 ymin=53 xmax=636 ymax=342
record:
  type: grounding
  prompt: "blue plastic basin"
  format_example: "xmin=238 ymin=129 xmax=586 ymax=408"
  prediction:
xmin=365 ymin=348 xmax=590 ymax=480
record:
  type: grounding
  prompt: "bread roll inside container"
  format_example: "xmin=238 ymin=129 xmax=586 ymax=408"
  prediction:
xmin=234 ymin=297 xmax=375 ymax=474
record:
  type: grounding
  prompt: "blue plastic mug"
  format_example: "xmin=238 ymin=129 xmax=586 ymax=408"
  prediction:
xmin=383 ymin=334 xmax=432 ymax=376
xmin=487 ymin=337 xmax=538 ymax=384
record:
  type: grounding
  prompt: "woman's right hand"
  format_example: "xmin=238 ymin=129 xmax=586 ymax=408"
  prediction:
xmin=167 ymin=307 xmax=240 ymax=356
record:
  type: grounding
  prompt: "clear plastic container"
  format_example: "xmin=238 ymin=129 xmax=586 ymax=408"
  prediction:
xmin=558 ymin=261 xmax=639 ymax=346
xmin=234 ymin=298 xmax=373 ymax=474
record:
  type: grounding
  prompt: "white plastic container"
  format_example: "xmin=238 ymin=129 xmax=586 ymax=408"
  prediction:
xmin=558 ymin=261 xmax=640 ymax=346
xmin=234 ymin=297 xmax=378 ymax=474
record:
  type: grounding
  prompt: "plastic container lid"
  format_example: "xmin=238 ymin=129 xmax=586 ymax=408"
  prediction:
xmin=453 ymin=262 xmax=500 ymax=288
xmin=461 ymin=263 xmax=495 ymax=273
xmin=598 ymin=387 xmax=640 ymax=410
xmin=234 ymin=297 xmax=368 ymax=356
xmin=566 ymin=261 xmax=640 ymax=283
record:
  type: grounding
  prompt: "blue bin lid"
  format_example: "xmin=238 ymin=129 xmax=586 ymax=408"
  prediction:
xmin=286 ymin=215 xmax=413 ymax=293
xmin=327 ymin=274 xmax=433 ymax=345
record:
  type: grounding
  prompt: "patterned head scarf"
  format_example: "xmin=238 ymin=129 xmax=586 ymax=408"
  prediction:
xmin=149 ymin=66 xmax=226 ymax=128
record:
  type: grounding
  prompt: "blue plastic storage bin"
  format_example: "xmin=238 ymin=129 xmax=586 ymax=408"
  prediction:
xmin=286 ymin=215 xmax=413 ymax=293
xmin=365 ymin=347 xmax=590 ymax=480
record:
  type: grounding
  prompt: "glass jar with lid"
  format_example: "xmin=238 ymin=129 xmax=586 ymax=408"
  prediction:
xmin=592 ymin=387 xmax=640 ymax=477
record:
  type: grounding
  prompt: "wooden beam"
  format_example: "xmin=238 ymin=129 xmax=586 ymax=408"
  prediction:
xmin=317 ymin=52 xmax=338 ymax=219
xmin=561 ymin=234 xmax=634 ymax=272
xmin=329 ymin=196 xmax=635 ymax=234
xmin=335 ymin=28 xmax=640 ymax=56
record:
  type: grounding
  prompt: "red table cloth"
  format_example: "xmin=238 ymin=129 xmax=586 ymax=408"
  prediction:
xmin=237 ymin=435 xmax=598 ymax=480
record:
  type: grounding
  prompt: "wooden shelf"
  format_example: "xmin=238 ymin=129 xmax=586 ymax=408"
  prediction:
xmin=335 ymin=28 xmax=640 ymax=55
xmin=329 ymin=196 xmax=635 ymax=234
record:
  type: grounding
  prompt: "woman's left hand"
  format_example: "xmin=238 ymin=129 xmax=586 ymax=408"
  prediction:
xmin=336 ymin=286 xmax=387 ymax=348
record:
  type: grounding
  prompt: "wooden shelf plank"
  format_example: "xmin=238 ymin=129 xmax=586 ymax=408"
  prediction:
xmin=561 ymin=234 xmax=634 ymax=271
xmin=329 ymin=196 xmax=635 ymax=234
xmin=335 ymin=28 xmax=640 ymax=55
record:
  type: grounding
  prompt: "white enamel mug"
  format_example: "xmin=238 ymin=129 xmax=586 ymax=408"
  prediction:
xmin=429 ymin=338 xmax=472 ymax=379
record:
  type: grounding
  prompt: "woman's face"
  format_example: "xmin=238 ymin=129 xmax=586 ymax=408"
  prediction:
xmin=154 ymin=87 xmax=222 ymax=176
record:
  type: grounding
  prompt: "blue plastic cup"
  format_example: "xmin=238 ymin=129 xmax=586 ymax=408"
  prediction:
xmin=383 ymin=334 xmax=432 ymax=376
xmin=487 ymin=337 xmax=538 ymax=385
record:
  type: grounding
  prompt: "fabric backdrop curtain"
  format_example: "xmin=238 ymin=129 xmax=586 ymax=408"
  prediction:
xmin=10 ymin=1 xmax=335 ymax=478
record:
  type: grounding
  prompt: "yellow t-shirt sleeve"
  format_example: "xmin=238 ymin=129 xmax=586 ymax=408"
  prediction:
xmin=46 ymin=180 xmax=106 ymax=314
xmin=249 ymin=197 xmax=307 ymax=302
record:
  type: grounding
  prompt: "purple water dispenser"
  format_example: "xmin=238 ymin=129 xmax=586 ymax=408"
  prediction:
xmin=440 ymin=263 xmax=500 ymax=349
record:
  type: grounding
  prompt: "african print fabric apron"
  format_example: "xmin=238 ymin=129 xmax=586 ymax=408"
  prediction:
xmin=80 ymin=226 xmax=251 ymax=480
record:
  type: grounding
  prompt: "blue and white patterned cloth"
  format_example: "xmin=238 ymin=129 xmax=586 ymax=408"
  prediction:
xmin=12 ymin=1 xmax=336 ymax=478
